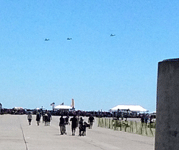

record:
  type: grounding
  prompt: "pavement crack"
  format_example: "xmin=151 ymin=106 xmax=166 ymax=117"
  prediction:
xmin=19 ymin=117 xmax=28 ymax=150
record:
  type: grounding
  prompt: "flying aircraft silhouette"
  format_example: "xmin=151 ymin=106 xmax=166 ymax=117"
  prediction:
xmin=67 ymin=38 xmax=72 ymax=40
xmin=45 ymin=38 xmax=50 ymax=41
xmin=110 ymin=34 xmax=115 ymax=36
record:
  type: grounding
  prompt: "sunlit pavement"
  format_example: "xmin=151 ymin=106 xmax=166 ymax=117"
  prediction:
xmin=0 ymin=115 xmax=154 ymax=150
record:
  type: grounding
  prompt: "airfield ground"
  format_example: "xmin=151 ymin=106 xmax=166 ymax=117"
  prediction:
xmin=0 ymin=115 xmax=154 ymax=150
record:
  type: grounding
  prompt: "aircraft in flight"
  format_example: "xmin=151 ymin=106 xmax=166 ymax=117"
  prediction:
xmin=45 ymin=38 xmax=50 ymax=41
xmin=110 ymin=34 xmax=115 ymax=36
xmin=67 ymin=38 xmax=72 ymax=40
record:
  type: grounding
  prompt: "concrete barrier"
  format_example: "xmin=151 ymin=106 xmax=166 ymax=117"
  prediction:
xmin=155 ymin=59 xmax=179 ymax=150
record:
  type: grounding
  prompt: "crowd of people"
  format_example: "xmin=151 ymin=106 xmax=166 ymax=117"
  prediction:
xmin=140 ymin=114 xmax=156 ymax=124
xmin=27 ymin=112 xmax=95 ymax=136
xmin=58 ymin=115 xmax=94 ymax=136
xmin=27 ymin=111 xmax=52 ymax=126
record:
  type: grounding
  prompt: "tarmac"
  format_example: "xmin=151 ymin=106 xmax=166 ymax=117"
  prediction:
xmin=0 ymin=115 xmax=154 ymax=150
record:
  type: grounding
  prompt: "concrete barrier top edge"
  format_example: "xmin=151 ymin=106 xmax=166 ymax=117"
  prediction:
xmin=160 ymin=58 xmax=179 ymax=63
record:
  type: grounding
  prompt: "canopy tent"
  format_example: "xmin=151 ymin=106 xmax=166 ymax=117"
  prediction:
xmin=54 ymin=105 xmax=72 ymax=110
xmin=111 ymin=105 xmax=147 ymax=112
xmin=13 ymin=107 xmax=23 ymax=110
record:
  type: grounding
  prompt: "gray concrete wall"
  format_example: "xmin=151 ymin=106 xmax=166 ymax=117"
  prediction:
xmin=155 ymin=59 xmax=179 ymax=150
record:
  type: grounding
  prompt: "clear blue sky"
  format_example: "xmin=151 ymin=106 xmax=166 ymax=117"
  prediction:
xmin=1 ymin=0 xmax=179 ymax=112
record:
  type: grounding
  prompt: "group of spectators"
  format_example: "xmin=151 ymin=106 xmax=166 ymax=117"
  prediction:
xmin=27 ymin=111 xmax=52 ymax=126
xmin=59 ymin=115 xmax=94 ymax=136
xmin=27 ymin=112 xmax=95 ymax=136
xmin=141 ymin=114 xmax=156 ymax=124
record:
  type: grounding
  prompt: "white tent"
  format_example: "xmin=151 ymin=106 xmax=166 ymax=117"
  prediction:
xmin=14 ymin=107 xmax=23 ymax=110
xmin=111 ymin=105 xmax=147 ymax=112
xmin=54 ymin=105 xmax=72 ymax=110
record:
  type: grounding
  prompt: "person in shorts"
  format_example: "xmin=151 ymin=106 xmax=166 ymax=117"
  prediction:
xmin=27 ymin=112 xmax=32 ymax=125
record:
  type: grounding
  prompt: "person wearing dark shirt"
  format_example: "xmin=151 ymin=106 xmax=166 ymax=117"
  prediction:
xmin=47 ymin=112 xmax=52 ymax=126
xmin=65 ymin=115 xmax=69 ymax=125
xmin=70 ymin=115 xmax=77 ymax=136
xmin=36 ymin=112 xmax=41 ymax=126
xmin=27 ymin=112 xmax=32 ymax=125
xmin=59 ymin=116 xmax=66 ymax=135
xmin=141 ymin=115 xmax=145 ymax=123
xmin=78 ymin=117 xmax=83 ymax=136
xmin=43 ymin=113 xmax=49 ymax=126
xmin=88 ymin=115 xmax=94 ymax=129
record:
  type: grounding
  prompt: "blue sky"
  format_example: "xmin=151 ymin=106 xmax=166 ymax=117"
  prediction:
xmin=1 ymin=0 xmax=179 ymax=112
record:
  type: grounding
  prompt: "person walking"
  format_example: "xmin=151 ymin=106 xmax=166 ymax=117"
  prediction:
xmin=59 ymin=116 xmax=66 ymax=135
xmin=36 ymin=112 xmax=41 ymax=126
xmin=44 ymin=113 xmax=48 ymax=126
xmin=27 ymin=112 xmax=32 ymax=125
xmin=88 ymin=115 xmax=94 ymax=129
xmin=70 ymin=115 xmax=77 ymax=136
xmin=47 ymin=112 xmax=52 ymax=126
xmin=78 ymin=117 xmax=83 ymax=136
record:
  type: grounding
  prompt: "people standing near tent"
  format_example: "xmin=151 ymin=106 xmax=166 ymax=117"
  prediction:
xmin=27 ymin=112 xmax=32 ymax=125
xmin=59 ymin=116 xmax=66 ymax=135
xmin=36 ymin=112 xmax=41 ymax=126
xmin=70 ymin=115 xmax=78 ymax=136
xmin=88 ymin=115 xmax=94 ymax=129
xmin=117 ymin=109 xmax=121 ymax=120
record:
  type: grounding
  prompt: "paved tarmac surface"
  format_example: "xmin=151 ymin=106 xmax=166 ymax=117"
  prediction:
xmin=0 ymin=115 xmax=154 ymax=150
